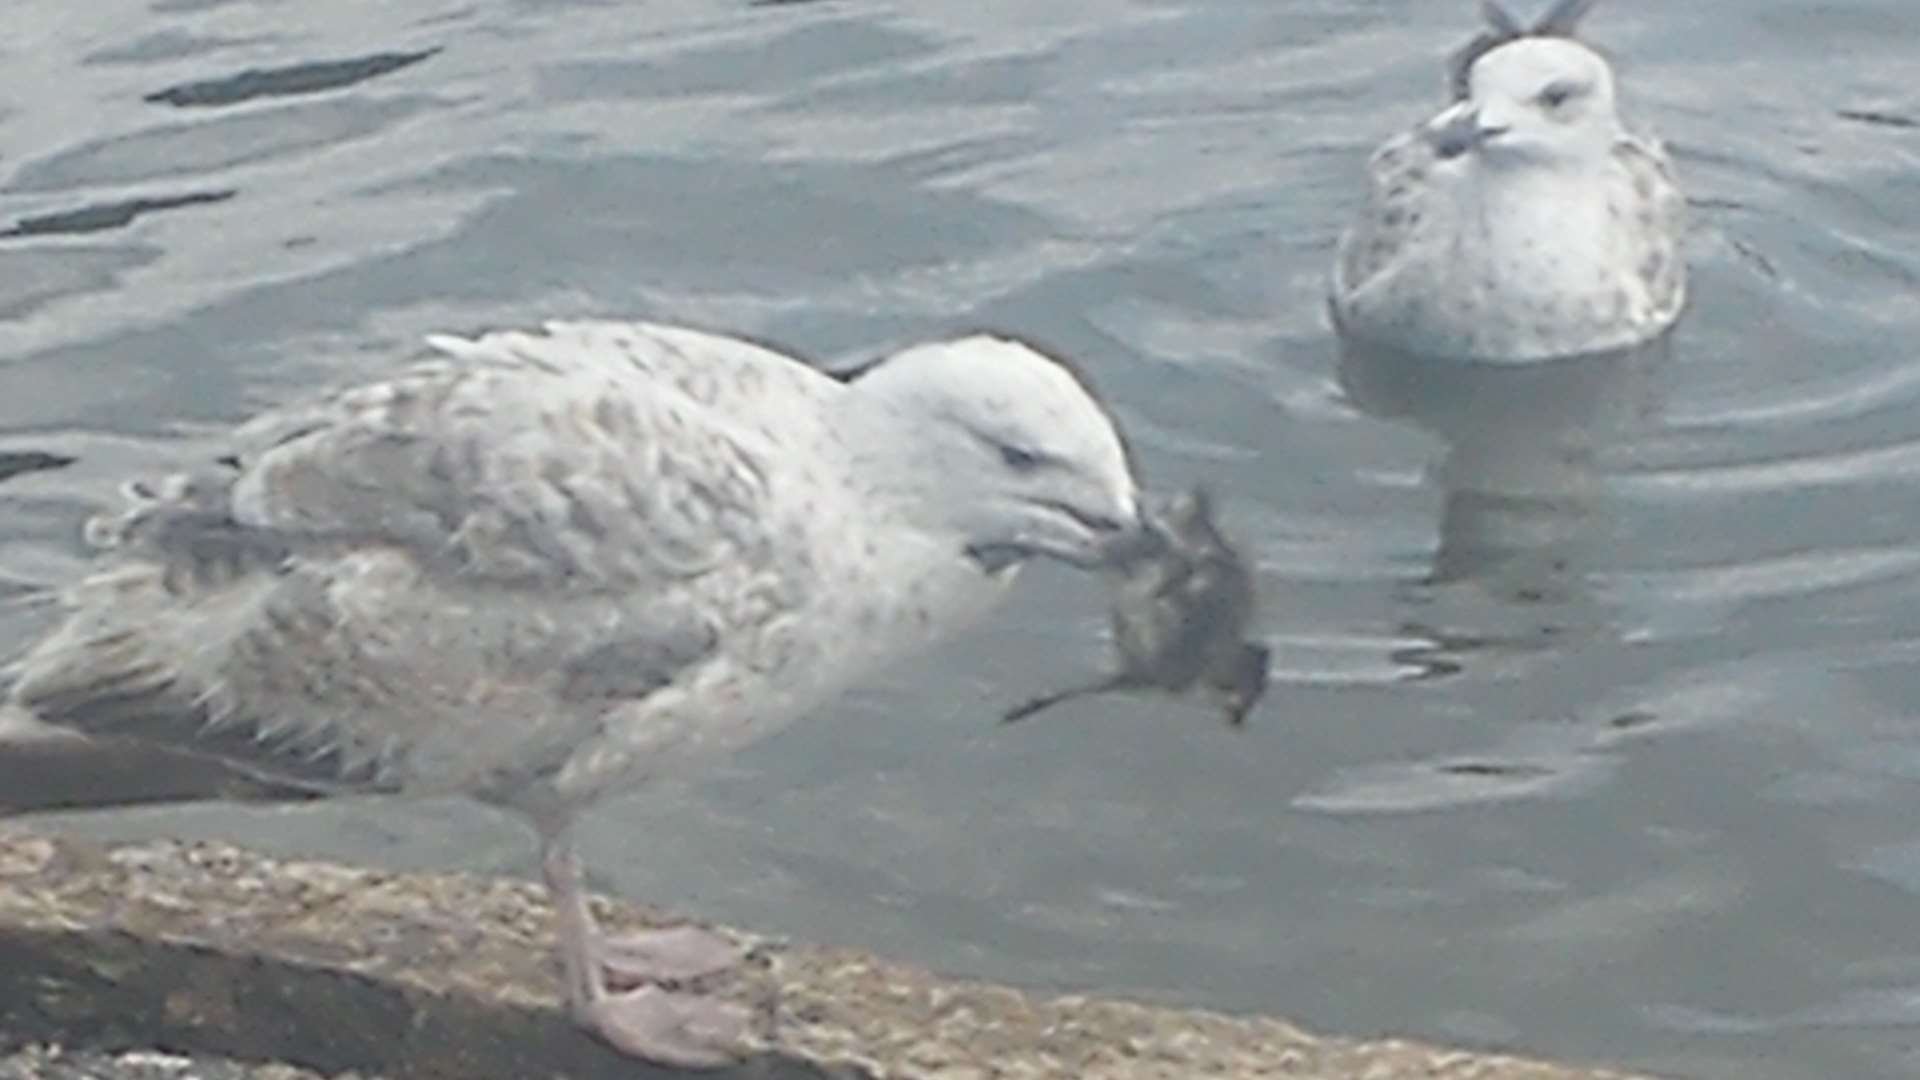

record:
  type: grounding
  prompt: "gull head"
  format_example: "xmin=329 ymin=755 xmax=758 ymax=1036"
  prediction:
xmin=853 ymin=336 xmax=1141 ymax=571
xmin=1425 ymin=37 xmax=1621 ymax=169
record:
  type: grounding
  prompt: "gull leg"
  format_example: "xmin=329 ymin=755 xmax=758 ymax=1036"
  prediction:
xmin=539 ymin=828 xmax=753 ymax=1068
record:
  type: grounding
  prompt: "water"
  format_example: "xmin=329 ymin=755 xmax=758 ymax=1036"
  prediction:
xmin=2 ymin=2 xmax=1917 ymax=1077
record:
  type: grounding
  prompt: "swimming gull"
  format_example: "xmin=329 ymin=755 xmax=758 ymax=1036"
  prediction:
xmin=0 ymin=319 xmax=1144 ymax=1067
xmin=1330 ymin=0 xmax=1686 ymax=361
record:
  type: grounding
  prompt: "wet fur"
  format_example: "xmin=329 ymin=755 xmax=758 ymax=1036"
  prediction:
xmin=1003 ymin=487 xmax=1269 ymax=725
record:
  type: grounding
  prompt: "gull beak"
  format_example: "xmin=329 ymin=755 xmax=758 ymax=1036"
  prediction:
xmin=1099 ymin=500 xmax=1171 ymax=568
xmin=1060 ymin=498 xmax=1147 ymax=570
xmin=1093 ymin=484 xmax=1153 ymax=567
xmin=1054 ymin=478 xmax=1151 ymax=570
xmin=1426 ymin=103 xmax=1511 ymax=158
xmin=1095 ymin=519 xmax=1157 ymax=567
xmin=967 ymin=486 xmax=1143 ymax=574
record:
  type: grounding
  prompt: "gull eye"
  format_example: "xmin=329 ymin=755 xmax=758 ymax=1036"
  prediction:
xmin=1537 ymin=79 xmax=1583 ymax=109
xmin=970 ymin=425 xmax=1056 ymax=473
xmin=998 ymin=443 xmax=1045 ymax=472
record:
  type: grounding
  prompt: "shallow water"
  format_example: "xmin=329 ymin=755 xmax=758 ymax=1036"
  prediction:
xmin=2 ymin=2 xmax=1918 ymax=1077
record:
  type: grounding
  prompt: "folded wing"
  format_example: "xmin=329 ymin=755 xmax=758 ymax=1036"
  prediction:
xmin=7 ymin=325 xmax=794 ymax=799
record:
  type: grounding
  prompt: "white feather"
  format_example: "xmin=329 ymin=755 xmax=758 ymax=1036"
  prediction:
xmin=1333 ymin=12 xmax=1686 ymax=361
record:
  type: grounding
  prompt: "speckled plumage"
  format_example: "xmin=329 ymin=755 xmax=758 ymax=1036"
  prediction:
xmin=1332 ymin=0 xmax=1685 ymax=362
xmin=2 ymin=318 xmax=1141 ymax=1066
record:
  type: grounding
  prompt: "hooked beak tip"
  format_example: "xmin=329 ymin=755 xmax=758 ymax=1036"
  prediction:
xmin=1096 ymin=510 xmax=1168 ymax=567
xmin=1114 ymin=486 xmax=1141 ymax=531
xmin=1091 ymin=487 xmax=1144 ymax=554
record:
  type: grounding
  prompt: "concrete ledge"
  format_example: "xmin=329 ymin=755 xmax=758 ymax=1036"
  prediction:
xmin=0 ymin=828 xmax=1660 ymax=1079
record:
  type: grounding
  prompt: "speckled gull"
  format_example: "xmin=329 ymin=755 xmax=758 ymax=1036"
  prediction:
xmin=0 ymin=320 xmax=1142 ymax=1067
xmin=1331 ymin=0 xmax=1686 ymax=361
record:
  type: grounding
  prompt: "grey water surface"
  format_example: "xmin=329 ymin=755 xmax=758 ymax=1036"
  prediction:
xmin=2 ymin=2 xmax=1918 ymax=1078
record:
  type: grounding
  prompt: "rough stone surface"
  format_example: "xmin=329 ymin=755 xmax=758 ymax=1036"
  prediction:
xmin=0 ymin=828 xmax=1662 ymax=1080
xmin=0 ymin=1044 xmax=368 ymax=1080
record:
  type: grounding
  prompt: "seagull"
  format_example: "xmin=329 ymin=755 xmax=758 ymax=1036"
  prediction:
xmin=0 ymin=320 xmax=1144 ymax=1067
xmin=1331 ymin=0 xmax=1686 ymax=362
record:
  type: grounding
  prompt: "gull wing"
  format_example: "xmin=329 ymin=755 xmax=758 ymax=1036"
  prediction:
xmin=8 ymin=324 xmax=815 ymax=795
xmin=1613 ymin=131 xmax=1688 ymax=326
xmin=223 ymin=326 xmax=793 ymax=589
xmin=1332 ymin=129 xmax=1441 ymax=309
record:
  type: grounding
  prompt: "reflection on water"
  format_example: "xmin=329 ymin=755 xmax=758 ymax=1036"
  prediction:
xmin=1309 ymin=327 xmax=1675 ymax=816
xmin=1337 ymin=328 xmax=1669 ymax=603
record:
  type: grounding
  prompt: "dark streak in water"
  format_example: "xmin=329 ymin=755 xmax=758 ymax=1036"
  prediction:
xmin=1390 ymin=623 xmax=1481 ymax=683
xmin=1837 ymin=109 xmax=1918 ymax=130
xmin=1728 ymin=236 xmax=1780 ymax=282
xmin=0 ymin=190 xmax=235 ymax=239
xmin=1436 ymin=761 xmax=1556 ymax=780
xmin=1687 ymin=196 xmax=1749 ymax=211
xmin=1388 ymin=644 xmax=1464 ymax=682
xmin=144 ymin=47 xmax=441 ymax=108
xmin=1608 ymin=710 xmax=1658 ymax=731
xmin=0 ymin=451 xmax=76 ymax=483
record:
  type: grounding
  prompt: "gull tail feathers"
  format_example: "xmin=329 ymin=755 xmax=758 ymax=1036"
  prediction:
xmin=15 ymin=459 xmax=278 ymax=741
xmin=2 ymin=468 xmax=398 ymax=811
xmin=7 ymin=560 xmax=400 ymax=802
xmin=1 ymin=563 xmax=348 ymax=814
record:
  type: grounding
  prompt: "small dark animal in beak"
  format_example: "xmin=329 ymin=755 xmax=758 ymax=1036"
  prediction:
xmin=1002 ymin=485 xmax=1270 ymax=727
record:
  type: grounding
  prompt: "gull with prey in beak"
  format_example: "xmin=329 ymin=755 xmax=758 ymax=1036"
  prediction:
xmin=0 ymin=320 xmax=1143 ymax=1068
